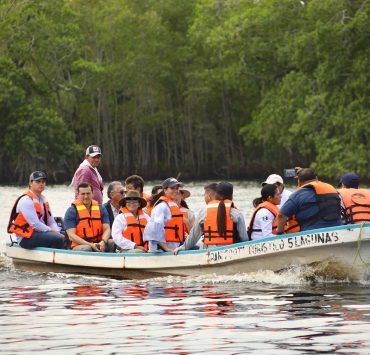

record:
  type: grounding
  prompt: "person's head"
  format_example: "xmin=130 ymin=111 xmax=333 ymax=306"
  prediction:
xmin=174 ymin=189 xmax=191 ymax=206
xmin=216 ymin=181 xmax=233 ymax=200
xmin=253 ymin=184 xmax=281 ymax=207
xmin=151 ymin=185 xmax=163 ymax=195
xmin=338 ymin=173 xmax=360 ymax=189
xmin=125 ymin=175 xmax=145 ymax=193
xmin=204 ymin=183 xmax=218 ymax=204
xmin=85 ymin=145 xmax=102 ymax=168
xmin=77 ymin=183 xmax=94 ymax=206
xmin=262 ymin=174 xmax=285 ymax=193
xmin=107 ymin=181 xmax=125 ymax=204
xmin=29 ymin=171 xmax=48 ymax=194
xmin=119 ymin=190 xmax=146 ymax=214
xmin=297 ymin=168 xmax=317 ymax=186
xmin=162 ymin=177 xmax=183 ymax=200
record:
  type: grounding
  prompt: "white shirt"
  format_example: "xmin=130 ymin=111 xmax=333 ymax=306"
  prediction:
xmin=280 ymin=188 xmax=292 ymax=208
xmin=250 ymin=208 xmax=275 ymax=240
xmin=112 ymin=212 xmax=151 ymax=250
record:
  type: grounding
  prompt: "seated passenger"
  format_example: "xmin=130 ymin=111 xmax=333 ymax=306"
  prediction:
xmin=337 ymin=173 xmax=370 ymax=224
xmin=174 ymin=182 xmax=248 ymax=254
xmin=276 ymin=168 xmax=342 ymax=234
xmin=103 ymin=181 xmax=125 ymax=228
xmin=143 ymin=177 xmax=185 ymax=253
xmin=247 ymin=184 xmax=281 ymax=240
xmin=112 ymin=191 xmax=149 ymax=253
xmin=8 ymin=171 xmax=64 ymax=249
xmin=64 ymin=183 xmax=115 ymax=252
xmin=125 ymin=175 xmax=150 ymax=203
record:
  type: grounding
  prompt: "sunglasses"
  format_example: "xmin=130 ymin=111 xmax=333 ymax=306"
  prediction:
xmin=126 ymin=199 xmax=140 ymax=204
xmin=117 ymin=190 xmax=126 ymax=194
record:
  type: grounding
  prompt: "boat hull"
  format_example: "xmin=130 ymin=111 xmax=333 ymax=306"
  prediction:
xmin=6 ymin=224 xmax=370 ymax=280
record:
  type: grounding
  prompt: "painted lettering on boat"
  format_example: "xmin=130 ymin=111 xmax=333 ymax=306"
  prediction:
xmin=207 ymin=231 xmax=340 ymax=263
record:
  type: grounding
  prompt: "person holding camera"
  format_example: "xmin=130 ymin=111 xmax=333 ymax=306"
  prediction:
xmin=276 ymin=168 xmax=342 ymax=234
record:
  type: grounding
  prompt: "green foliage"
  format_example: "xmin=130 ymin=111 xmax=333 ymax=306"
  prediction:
xmin=0 ymin=0 xmax=369 ymax=182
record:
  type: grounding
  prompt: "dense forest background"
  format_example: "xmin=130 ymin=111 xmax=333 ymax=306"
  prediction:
xmin=0 ymin=0 xmax=369 ymax=184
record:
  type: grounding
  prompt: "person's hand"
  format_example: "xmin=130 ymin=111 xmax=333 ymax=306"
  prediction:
xmin=173 ymin=247 xmax=180 ymax=255
xmin=135 ymin=245 xmax=146 ymax=252
xmin=90 ymin=243 xmax=101 ymax=252
xmin=98 ymin=240 xmax=106 ymax=252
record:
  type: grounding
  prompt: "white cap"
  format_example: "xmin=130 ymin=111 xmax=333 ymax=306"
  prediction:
xmin=262 ymin=174 xmax=284 ymax=186
xmin=85 ymin=145 xmax=102 ymax=157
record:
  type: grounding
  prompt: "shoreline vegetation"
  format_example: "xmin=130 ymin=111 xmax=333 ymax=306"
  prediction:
xmin=0 ymin=0 xmax=369 ymax=184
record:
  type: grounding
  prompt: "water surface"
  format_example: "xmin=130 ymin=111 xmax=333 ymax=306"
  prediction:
xmin=1 ymin=183 xmax=369 ymax=354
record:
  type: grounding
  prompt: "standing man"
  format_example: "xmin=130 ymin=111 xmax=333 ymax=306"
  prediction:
xmin=261 ymin=174 xmax=291 ymax=207
xmin=64 ymin=183 xmax=115 ymax=252
xmin=8 ymin=171 xmax=65 ymax=249
xmin=72 ymin=145 xmax=104 ymax=204
xmin=103 ymin=181 xmax=126 ymax=228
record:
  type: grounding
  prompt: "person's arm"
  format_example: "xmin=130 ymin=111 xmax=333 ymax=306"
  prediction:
xmin=98 ymin=224 xmax=111 ymax=252
xmin=276 ymin=214 xmax=288 ymax=234
xmin=174 ymin=208 xmax=206 ymax=254
xmin=112 ymin=215 xmax=136 ymax=249
xmin=143 ymin=203 xmax=168 ymax=243
xmin=17 ymin=196 xmax=51 ymax=232
xmin=66 ymin=227 xmax=100 ymax=251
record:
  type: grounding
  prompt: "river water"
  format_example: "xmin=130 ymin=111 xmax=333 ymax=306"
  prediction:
xmin=1 ymin=182 xmax=370 ymax=354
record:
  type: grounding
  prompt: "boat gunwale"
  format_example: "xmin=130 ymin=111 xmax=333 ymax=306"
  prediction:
xmin=6 ymin=223 xmax=369 ymax=258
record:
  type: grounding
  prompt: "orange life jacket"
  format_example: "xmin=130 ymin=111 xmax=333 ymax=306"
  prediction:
xmin=286 ymin=181 xmax=341 ymax=233
xmin=247 ymin=201 xmax=279 ymax=239
xmin=203 ymin=200 xmax=235 ymax=245
xmin=8 ymin=190 xmax=50 ymax=238
xmin=337 ymin=188 xmax=370 ymax=224
xmin=121 ymin=207 xmax=148 ymax=249
xmin=156 ymin=196 xmax=185 ymax=243
xmin=72 ymin=200 xmax=103 ymax=247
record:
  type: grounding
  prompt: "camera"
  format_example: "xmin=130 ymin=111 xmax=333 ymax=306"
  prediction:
xmin=283 ymin=168 xmax=296 ymax=178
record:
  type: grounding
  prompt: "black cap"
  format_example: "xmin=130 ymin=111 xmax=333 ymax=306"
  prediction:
xmin=216 ymin=181 xmax=233 ymax=198
xmin=339 ymin=173 xmax=360 ymax=188
xmin=29 ymin=171 xmax=48 ymax=181
xmin=162 ymin=177 xmax=183 ymax=189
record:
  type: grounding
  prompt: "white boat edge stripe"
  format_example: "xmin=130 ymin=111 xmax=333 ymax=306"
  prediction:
xmin=6 ymin=223 xmax=370 ymax=258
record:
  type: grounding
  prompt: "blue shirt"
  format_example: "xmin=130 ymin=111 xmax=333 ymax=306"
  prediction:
xmin=64 ymin=204 xmax=110 ymax=230
xmin=280 ymin=187 xmax=342 ymax=231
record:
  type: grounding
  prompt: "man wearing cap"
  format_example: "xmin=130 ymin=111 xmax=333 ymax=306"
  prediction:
xmin=276 ymin=168 xmax=342 ymax=234
xmin=262 ymin=174 xmax=291 ymax=207
xmin=64 ymin=182 xmax=114 ymax=252
xmin=143 ymin=177 xmax=185 ymax=252
xmin=337 ymin=173 xmax=370 ymax=224
xmin=112 ymin=191 xmax=150 ymax=253
xmin=71 ymin=145 xmax=104 ymax=204
xmin=103 ymin=181 xmax=126 ymax=228
xmin=8 ymin=171 xmax=65 ymax=249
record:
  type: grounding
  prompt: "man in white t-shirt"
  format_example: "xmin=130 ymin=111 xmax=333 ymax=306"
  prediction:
xmin=262 ymin=174 xmax=291 ymax=207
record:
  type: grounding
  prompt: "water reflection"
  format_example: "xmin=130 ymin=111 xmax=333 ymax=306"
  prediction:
xmin=1 ymin=275 xmax=370 ymax=353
